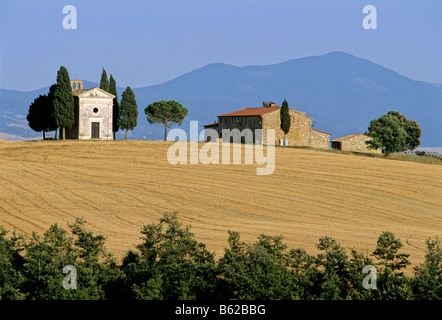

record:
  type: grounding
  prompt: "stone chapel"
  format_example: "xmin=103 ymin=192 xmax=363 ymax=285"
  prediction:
xmin=63 ymin=80 xmax=115 ymax=140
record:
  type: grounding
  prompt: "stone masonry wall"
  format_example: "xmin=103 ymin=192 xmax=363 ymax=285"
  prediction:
xmin=213 ymin=109 xmax=329 ymax=148
xmin=65 ymin=88 xmax=114 ymax=140
xmin=341 ymin=135 xmax=382 ymax=154
xmin=262 ymin=110 xmax=311 ymax=146
xmin=310 ymin=129 xmax=330 ymax=149
xmin=78 ymin=96 xmax=113 ymax=140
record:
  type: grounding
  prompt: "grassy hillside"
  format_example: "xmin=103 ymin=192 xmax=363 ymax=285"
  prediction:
xmin=0 ymin=140 xmax=441 ymax=268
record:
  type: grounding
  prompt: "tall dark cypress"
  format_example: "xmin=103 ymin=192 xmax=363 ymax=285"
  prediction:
xmin=280 ymin=99 xmax=291 ymax=146
xmin=46 ymin=84 xmax=58 ymax=136
xmin=100 ymin=68 xmax=110 ymax=92
xmin=109 ymin=74 xmax=120 ymax=140
xmin=119 ymin=86 xmax=138 ymax=141
xmin=53 ymin=66 xmax=75 ymax=140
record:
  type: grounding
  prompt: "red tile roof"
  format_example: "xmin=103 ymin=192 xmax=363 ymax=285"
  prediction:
xmin=218 ymin=106 xmax=308 ymax=117
xmin=203 ymin=122 xmax=218 ymax=127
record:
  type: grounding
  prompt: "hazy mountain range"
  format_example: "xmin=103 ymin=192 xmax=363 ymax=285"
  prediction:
xmin=1 ymin=51 xmax=441 ymax=147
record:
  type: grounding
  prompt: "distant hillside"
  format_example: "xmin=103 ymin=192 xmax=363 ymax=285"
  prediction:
xmin=1 ymin=52 xmax=441 ymax=146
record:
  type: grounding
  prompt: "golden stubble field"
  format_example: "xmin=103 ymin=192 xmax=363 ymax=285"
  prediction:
xmin=0 ymin=139 xmax=441 ymax=268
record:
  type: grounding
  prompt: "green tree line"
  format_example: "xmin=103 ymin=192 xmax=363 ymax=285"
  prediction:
xmin=1 ymin=213 xmax=441 ymax=300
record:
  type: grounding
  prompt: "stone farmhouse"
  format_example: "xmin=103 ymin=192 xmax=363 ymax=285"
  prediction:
xmin=204 ymin=102 xmax=330 ymax=148
xmin=330 ymin=134 xmax=382 ymax=154
xmin=63 ymin=80 xmax=115 ymax=140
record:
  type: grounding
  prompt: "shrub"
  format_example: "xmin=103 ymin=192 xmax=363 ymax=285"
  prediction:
xmin=121 ymin=212 xmax=216 ymax=300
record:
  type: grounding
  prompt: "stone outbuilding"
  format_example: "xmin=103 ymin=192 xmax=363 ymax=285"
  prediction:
xmin=63 ymin=80 xmax=115 ymax=140
xmin=204 ymin=102 xmax=330 ymax=148
xmin=330 ymin=134 xmax=382 ymax=154
xmin=310 ymin=129 xmax=332 ymax=149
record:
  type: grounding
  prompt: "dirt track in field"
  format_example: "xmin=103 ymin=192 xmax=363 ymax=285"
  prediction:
xmin=0 ymin=139 xmax=441 ymax=267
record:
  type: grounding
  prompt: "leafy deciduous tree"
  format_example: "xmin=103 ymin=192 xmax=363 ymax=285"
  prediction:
xmin=366 ymin=114 xmax=408 ymax=154
xmin=217 ymin=231 xmax=300 ymax=299
xmin=370 ymin=231 xmax=412 ymax=300
xmin=0 ymin=227 xmax=25 ymax=300
xmin=366 ymin=111 xmax=422 ymax=154
xmin=262 ymin=101 xmax=271 ymax=107
xmin=386 ymin=111 xmax=422 ymax=151
xmin=121 ymin=212 xmax=216 ymax=300
xmin=372 ymin=231 xmax=410 ymax=273
xmin=412 ymin=237 xmax=442 ymax=299
xmin=9 ymin=219 xmax=121 ymax=300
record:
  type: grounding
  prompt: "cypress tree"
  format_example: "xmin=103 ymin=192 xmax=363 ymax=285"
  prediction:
xmin=27 ymin=95 xmax=50 ymax=140
xmin=53 ymin=66 xmax=75 ymax=140
xmin=119 ymin=86 xmax=138 ymax=141
xmin=100 ymin=68 xmax=110 ymax=92
xmin=46 ymin=84 xmax=58 ymax=137
xmin=280 ymin=99 xmax=291 ymax=147
xmin=27 ymin=84 xmax=61 ymax=140
xmin=109 ymin=74 xmax=120 ymax=140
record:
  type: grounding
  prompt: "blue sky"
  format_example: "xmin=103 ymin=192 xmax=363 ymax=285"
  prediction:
xmin=0 ymin=0 xmax=440 ymax=91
